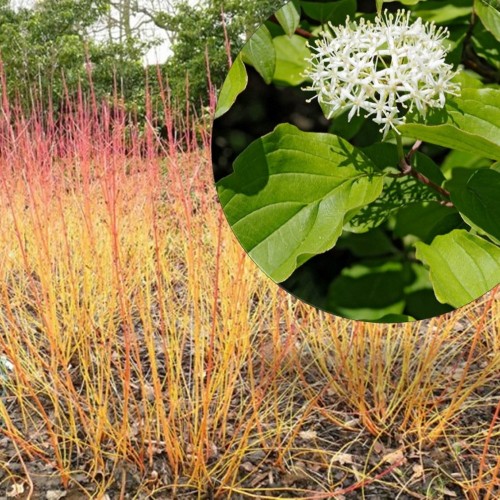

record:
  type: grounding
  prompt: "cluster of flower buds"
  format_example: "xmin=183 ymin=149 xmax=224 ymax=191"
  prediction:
xmin=304 ymin=10 xmax=461 ymax=138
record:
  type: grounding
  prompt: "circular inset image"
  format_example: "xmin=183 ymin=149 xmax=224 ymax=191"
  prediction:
xmin=212 ymin=0 xmax=500 ymax=323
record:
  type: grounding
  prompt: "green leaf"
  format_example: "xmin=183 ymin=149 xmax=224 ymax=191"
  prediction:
xmin=451 ymin=70 xmax=484 ymax=89
xmin=301 ymin=0 xmax=356 ymax=24
xmin=447 ymin=168 xmax=500 ymax=242
xmin=345 ymin=145 xmax=446 ymax=233
xmin=412 ymin=150 xmax=447 ymax=184
xmin=472 ymin=21 xmax=500 ymax=70
xmin=214 ymin=55 xmax=248 ymax=119
xmin=216 ymin=124 xmax=385 ymax=282
xmin=441 ymin=149 xmax=493 ymax=177
xmin=398 ymin=88 xmax=500 ymax=161
xmin=375 ymin=314 xmax=416 ymax=323
xmin=329 ymin=109 xmax=365 ymax=140
xmin=241 ymin=24 xmax=275 ymax=84
xmin=272 ymin=34 xmax=310 ymax=86
xmin=425 ymin=213 xmax=467 ymax=242
xmin=412 ymin=0 xmax=472 ymax=24
xmin=275 ymin=0 xmax=301 ymax=37
xmin=403 ymin=263 xmax=454 ymax=319
xmin=378 ymin=0 xmax=422 ymax=14
xmin=326 ymin=260 xmax=406 ymax=321
xmin=393 ymin=201 xmax=459 ymax=242
xmin=415 ymin=229 xmax=500 ymax=307
xmin=474 ymin=0 xmax=500 ymax=42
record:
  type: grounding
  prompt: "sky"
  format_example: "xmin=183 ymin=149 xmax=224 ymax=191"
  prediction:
xmin=9 ymin=0 xmax=180 ymax=65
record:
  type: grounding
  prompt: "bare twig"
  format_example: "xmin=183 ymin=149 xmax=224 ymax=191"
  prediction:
xmin=395 ymin=134 xmax=453 ymax=204
xmin=462 ymin=7 xmax=500 ymax=83
xmin=406 ymin=140 xmax=422 ymax=164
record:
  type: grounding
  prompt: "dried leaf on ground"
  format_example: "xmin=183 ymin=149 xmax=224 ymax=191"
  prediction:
xmin=6 ymin=483 xmax=24 ymax=498
xmin=299 ymin=430 xmax=317 ymax=440
xmin=382 ymin=448 xmax=406 ymax=465
xmin=331 ymin=452 xmax=355 ymax=465
xmin=46 ymin=491 xmax=67 ymax=500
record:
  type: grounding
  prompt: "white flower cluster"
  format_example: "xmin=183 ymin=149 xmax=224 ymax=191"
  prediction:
xmin=304 ymin=10 xmax=461 ymax=138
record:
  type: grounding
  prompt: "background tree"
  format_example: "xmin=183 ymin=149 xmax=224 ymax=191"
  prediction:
xmin=0 ymin=0 xmax=286 ymax=114
xmin=0 ymin=0 xmax=151 ymax=112
xmin=155 ymin=0 xmax=285 ymax=105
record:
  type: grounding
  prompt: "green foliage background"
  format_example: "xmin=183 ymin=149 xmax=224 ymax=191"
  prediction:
xmin=0 ymin=0 xmax=147 ymax=110
xmin=0 ymin=0 xmax=284 ymax=113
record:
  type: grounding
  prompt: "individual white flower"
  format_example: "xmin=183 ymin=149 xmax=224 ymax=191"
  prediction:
xmin=303 ymin=9 xmax=461 ymax=138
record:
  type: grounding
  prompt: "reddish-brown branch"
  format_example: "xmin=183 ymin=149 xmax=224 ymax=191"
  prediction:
xmin=397 ymin=139 xmax=453 ymax=204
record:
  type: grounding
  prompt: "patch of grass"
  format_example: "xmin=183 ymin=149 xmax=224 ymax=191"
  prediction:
xmin=0 ymin=86 xmax=498 ymax=498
